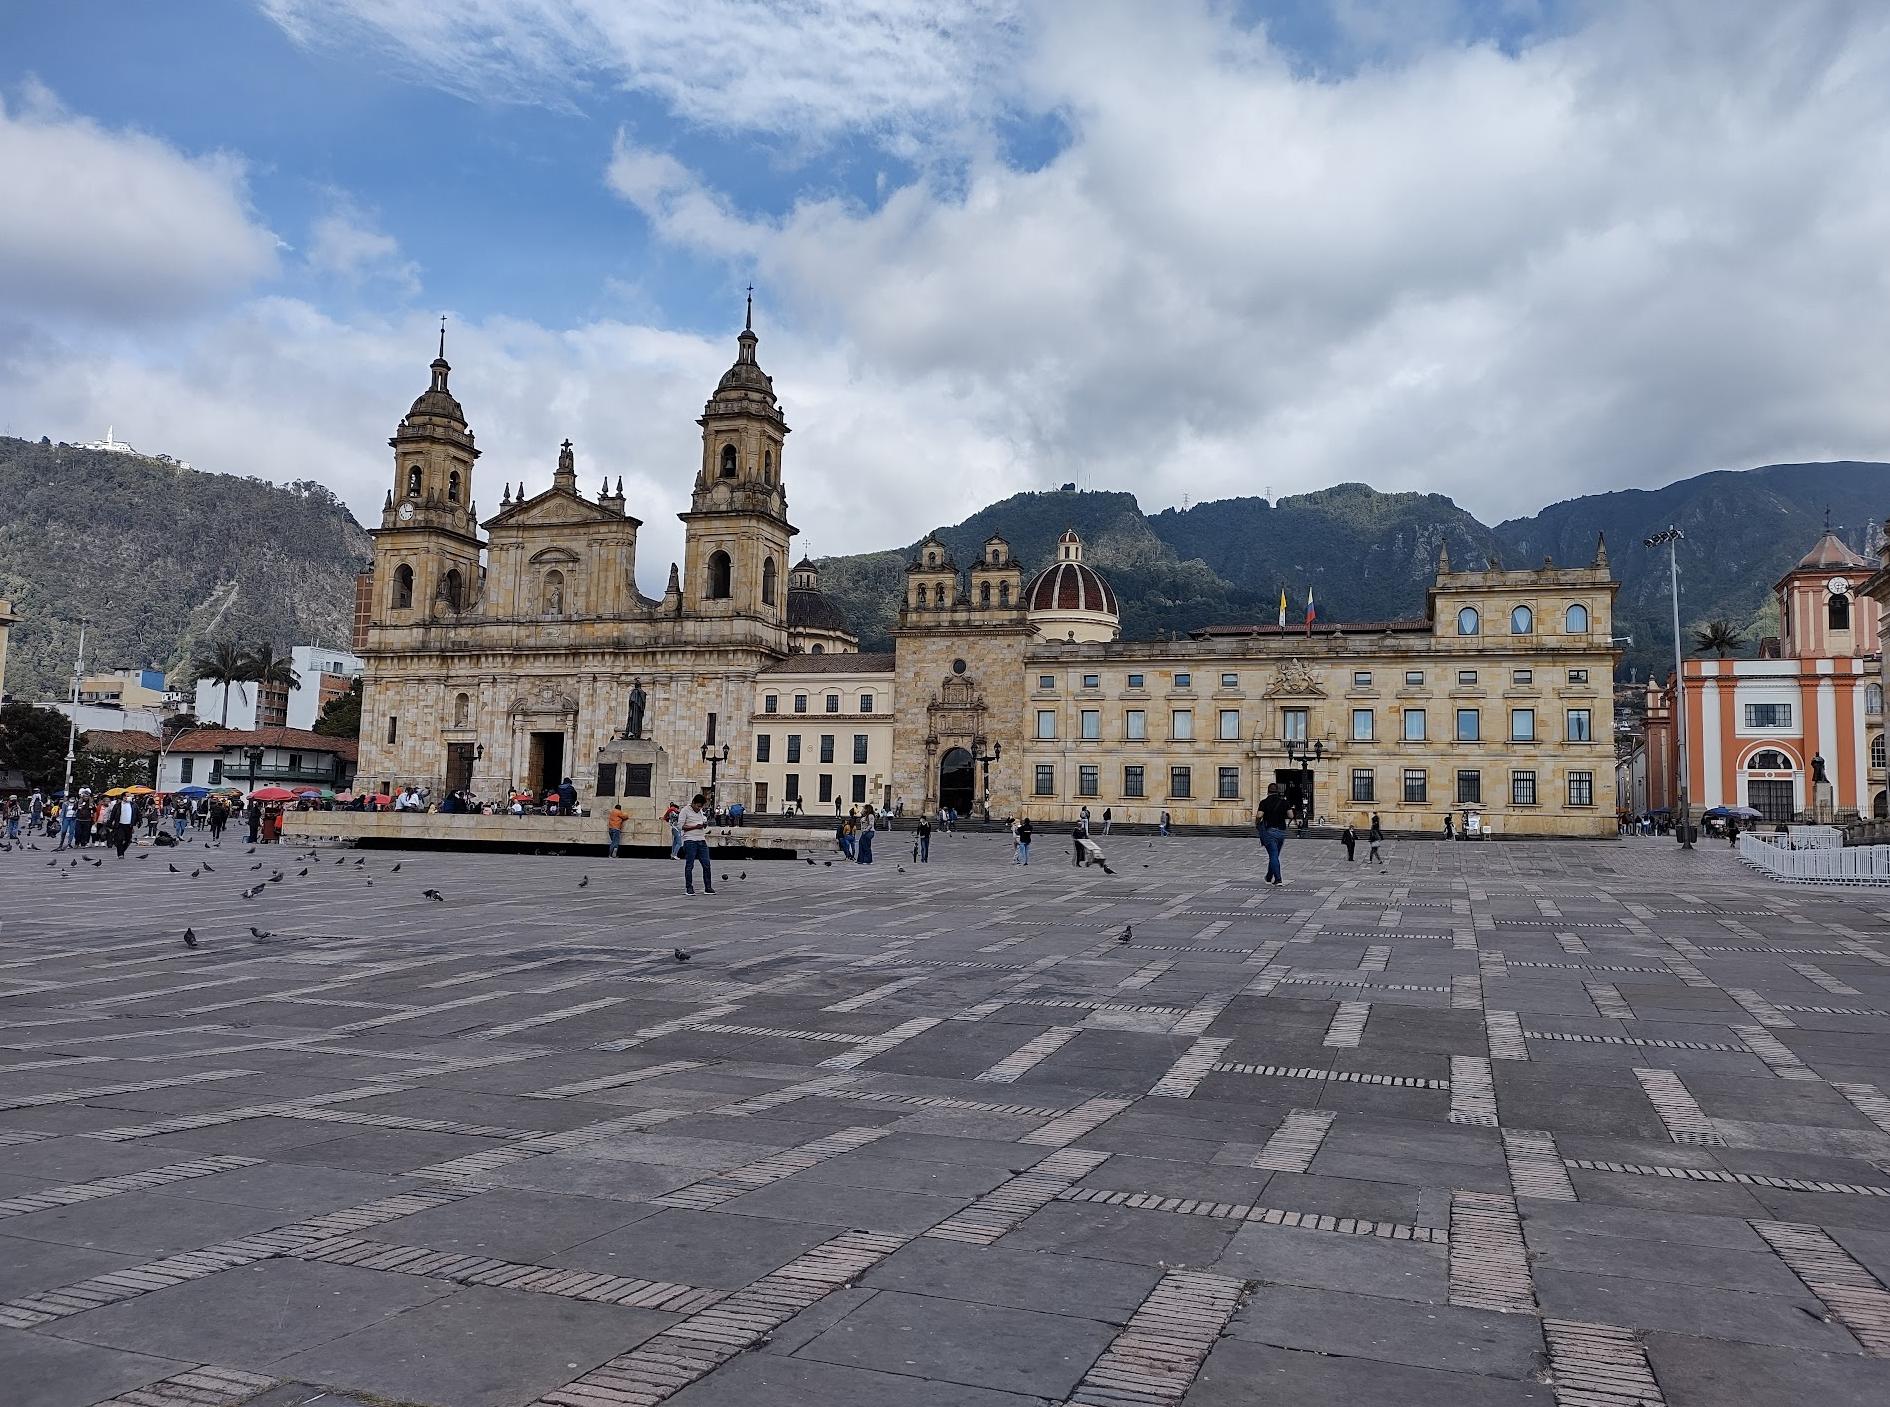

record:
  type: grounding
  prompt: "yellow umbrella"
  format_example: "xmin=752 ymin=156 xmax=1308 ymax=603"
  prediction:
xmin=104 ymin=787 xmax=128 ymax=797
xmin=124 ymin=785 xmax=156 ymax=795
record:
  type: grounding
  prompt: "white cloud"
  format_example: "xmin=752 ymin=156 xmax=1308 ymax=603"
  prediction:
xmin=305 ymin=192 xmax=421 ymax=292
xmin=0 ymin=81 xmax=279 ymax=321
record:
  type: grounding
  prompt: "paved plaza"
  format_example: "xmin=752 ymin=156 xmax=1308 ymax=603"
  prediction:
xmin=2 ymin=828 xmax=1889 ymax=1407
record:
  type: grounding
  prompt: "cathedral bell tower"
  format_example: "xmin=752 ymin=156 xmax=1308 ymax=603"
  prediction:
xmin=372 ymin=325 xmax=483 ymax=622
xmin=679 ymin=295 xmax=794 ymax=636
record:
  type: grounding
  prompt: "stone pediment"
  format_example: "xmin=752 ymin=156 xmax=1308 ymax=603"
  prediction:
xmin=484 ymin=489 xmax=641 ymax=534
xmin=509 ymin=681 xmax=580 ymax=716
xmin=1262 ymin=658 xmax=1326 ymax=697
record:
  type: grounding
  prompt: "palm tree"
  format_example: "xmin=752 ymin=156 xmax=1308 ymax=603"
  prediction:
xmin=246 ymin=644 xmax=301 ymax=728
xmin=193 ymin=641 xmax=253 ymax=727
xmin=1693 ymin=620 xmax=1745 ymax=658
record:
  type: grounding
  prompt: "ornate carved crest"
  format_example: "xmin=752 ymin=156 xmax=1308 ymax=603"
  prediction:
xmin=1263 ymin=658 xmax=1325 ymax=697
xmin=509 ymin=681 xmax=580 ymax=716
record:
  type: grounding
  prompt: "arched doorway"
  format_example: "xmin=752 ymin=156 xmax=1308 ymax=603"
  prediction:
xmin=1743 ymin=747 xmax=1798 ymax=823
xmin=938 ymin=747 xmax=975 ymax=816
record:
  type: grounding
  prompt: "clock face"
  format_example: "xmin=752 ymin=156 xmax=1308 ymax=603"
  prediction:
xmin=1829 ymin=575 xmax=1852 ymax=595
xmin=398 ymin=502 xmax=415 ymax=521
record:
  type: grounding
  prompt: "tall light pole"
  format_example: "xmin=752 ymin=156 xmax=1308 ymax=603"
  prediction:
xmin=1644 ymin=528 xmax=1692 ymax=850
xmin=60 ymin=617 xmax=89 ymax=796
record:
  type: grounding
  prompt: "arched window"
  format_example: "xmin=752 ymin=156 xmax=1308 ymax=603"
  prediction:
xmin=1456 ymin=607 xmax=1480 ymax=636
xmin=999 ymin=581 xmax=1011 ymax=607
xmin=763 ymin=449 xmax=774 ymax=483
xmin=1830 ymin=593 xmax=1851 ymax=630
xmin=927 ymin=552 xmax=938 ymax=567
xmin=979 ymin=582 xmax=991 ymax=608
xmin=1867 ymin=682 xmax=1883 ymax=716
xmin=707 ymin=551 xmax=732 ymax=599
xmin=810 ymin=643 xmax=824 ymax=654
xmin=1873 ymin=734 xmax=1886 ymax=769
xmin=1510 ymin=605 xmax=1533 ymax=634
xmin=719 ymin=444 xmax=738 ymax=478
xmin=1748 ymin=749 xmax=1793 ymax=771
xmin=1565 ymin=602 xmax=1589 ymax=634
xmin=453 ymin=692 xmax=470 ymax=727
xmin=447 ymin=470 xmax=461 ymax=503
xmin=392 ymin=563 xmax=414 ymax=609
xmin=406 ymin=466 xmax=423 ymax=498
xmin=442 ymin=568 xmax=463 ymax=610
xmin=933 ymin=583 xmax=946 ymax=608
xmin=761 ymin=557 xmax=777 ymax=606
xmin=542 ymin=569 xmax=565 ymax=615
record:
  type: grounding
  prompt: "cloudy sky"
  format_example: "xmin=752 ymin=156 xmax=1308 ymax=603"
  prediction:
xmin=3 ymin=0 xmax=1887 ymax=591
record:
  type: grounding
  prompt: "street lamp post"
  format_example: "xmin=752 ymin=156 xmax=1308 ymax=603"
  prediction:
xmin=972 ymin=739 xmax=1001 ymax=820
xmin=700 ymin=740 xmax=730 ymax=811
xmin=1283 ymin=737 xmax=1323 ymax=829
xmin=60 ymin=616 xmax=89 ymax=797
xmin=245 ymin=745 xmax=265 ymax=796
xmin=1644 ymin=527 xmax=1693 ymax=850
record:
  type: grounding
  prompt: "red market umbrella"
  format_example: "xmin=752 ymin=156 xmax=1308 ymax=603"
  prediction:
xmin=249 ymin=787 xmax=299 ymax=801
xmin=368 ymin=794 xmax=393 ymax=805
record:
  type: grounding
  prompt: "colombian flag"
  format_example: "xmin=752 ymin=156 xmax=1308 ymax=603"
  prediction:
xmin=1305 ymin=586 xmax=1316 ymax=634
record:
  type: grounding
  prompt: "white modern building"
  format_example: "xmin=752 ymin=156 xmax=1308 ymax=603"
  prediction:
xmin=192 ymin=644 xmax=363 ymax=732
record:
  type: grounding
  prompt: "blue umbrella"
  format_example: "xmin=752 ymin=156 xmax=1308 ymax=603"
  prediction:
xmin=175 ymin=785 xmax=212 ymax=798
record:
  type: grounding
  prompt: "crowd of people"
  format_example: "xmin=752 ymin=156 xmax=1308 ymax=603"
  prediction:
xmin=1 ymin=788 xmax=302 ymax=850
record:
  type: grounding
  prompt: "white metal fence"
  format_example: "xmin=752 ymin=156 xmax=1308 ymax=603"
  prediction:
xmin=1738 ymin=832 xmax=1890 ymax=884
xmin=1786 ymin=825 xmax=1844 ymax=849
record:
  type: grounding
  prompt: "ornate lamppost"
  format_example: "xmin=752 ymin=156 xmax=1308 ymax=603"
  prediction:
xmin=972 ymin=738 xmax=1001 ymax=820
xmin=700 ymin=740 xmax=731 ymax=810
xmin=1282 ymin=737 xmax=1323 ymax=827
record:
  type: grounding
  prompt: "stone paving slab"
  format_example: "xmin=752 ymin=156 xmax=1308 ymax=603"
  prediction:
xmin=4 ymin=833 xmax=1890 ymax=1404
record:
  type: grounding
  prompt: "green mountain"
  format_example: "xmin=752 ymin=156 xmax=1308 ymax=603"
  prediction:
xmin=0 ymin=436 xmax=371 ymax=701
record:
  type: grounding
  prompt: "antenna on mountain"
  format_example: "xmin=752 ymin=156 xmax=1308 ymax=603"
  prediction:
xmin=1182 ymin=493 xmax=1189 ymax=510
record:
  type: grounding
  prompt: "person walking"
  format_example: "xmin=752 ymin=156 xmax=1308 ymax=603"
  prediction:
xmin=56 ymin=796 xmax=77 ymax=851
xmin=557 ymin=777 xmax=578 ymax=814
xmin=172 ymin=798 xmax=188 ymax=841
xmin=606 ymin=802 xmax=628 ymax=858
xmin=915 ymin=815 xmax=932 ymax=863
xmin=1159 ymin=809 xmax=1170 ymax=838
xmin=1442 ymin=812 xmax=1455 ymax=840
xmin=1101 ymin=807 xmax=1112 ymax=836
xmin=1016 ymin=816 xmax=1033 ymax=865
xmin=245 ymin=797 xmax=262 ymax=844
xmin=679 ymin=793 xmax=714 ymax=894
xmin=1078 ymin=805 xmax=1091 ymax=836
xmin=1340 ymin=821 xmax=1357 ymax=862
xmin=111 ymin=795 xmax=136 ymax=857
xmin=1368 ymin=812 xmax=1385 ymax=866
xmin=664 ymin=802 xmax=682 ymax=858
xmin=1257 ymin=781 xmax=1292 ymax=886
xmin=857 ymin=805 xmax=877 ymax=864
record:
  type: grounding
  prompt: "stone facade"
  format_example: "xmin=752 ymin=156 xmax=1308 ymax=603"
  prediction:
xmin=748 ymin=654 xmax=897 ymax=814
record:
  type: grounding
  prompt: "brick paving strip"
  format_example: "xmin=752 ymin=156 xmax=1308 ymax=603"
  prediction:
xmin=0 ymin=1154 xmax=261 ymax=1219
xmin=1451 ymin=973 xmax=1484 ymax=1010
xmin=1058 ymin=1184 xmax=1445 ymax=1242
xmin=1449 ymin=1055 xmax=1499 ymax=1126
xmin=1448 ymin=1191 xmax=1536 ymax=1314
xmin=1542 ymin=1318 xmax=1668 ymax=1406
xmin=1322 ymin=1001 xmax=1370 ymax=1048
xmin=1250 ymin=1110 xmax=1337 ymax=1172
xmin=1732 ymin=1023 xmax=1821 ymax=1081
xmin=529 ymin=1230 xmax=904 ymax=1407
xmin=1787 ymin=961 xmax=1863 ymax=996
xmin=1485 ymin=1009 xmax=1529 ymax=1060
xmin=1521 ymin=1030 xmax=1745 ymax=1053
xmin=81 ymin=1364 xmax=280 ymax=1407
xmin=1562 ymin=1159 xmax=1890 ymax=1197
xmin=1724 ymin=987 xmax=1795 ymax=1028
xmin=0 ymin=1067 xmax=256 ymax=1113
xmin=82 ymin=1084 xmax=409 ymax=1143
xmin=829 ymin=1087 xmax=1066 ymax=1119
xmin=656 ymin=1125 xmax=893 ymax=1210
xmin=1832 ymin=1081 xmax=1890 ymax=1137
xmin=975 ymin=1024 xmax=1084 ymax=1083
xmin=1501 ymin=1128 xmax=1576 ymax=1201
xmin=1633 ymin=1068 xmax=1727 ymax=1146
xmin=1149 ymin=1037 xmax=1234 ymax=1097
xmin=1060 ymin=1268 xmax=1246 ymax=1407
xmin=1212 ymin=1062 xmax=1449 ymax=1089
xmin=0 ymin=1188 xmax=473 ymax=1330
xmin=925 ymin=1148 xmax=1112 ymax=1244
xmin=1583 ymin=982 xmax=1635 ymax=1020
xmin=817 ymin=1015 xmax=943 ymax=1071
xmin=1751 ymin=1220 xmax=1890 ymax=1355
xmin=524 ymin=1058 xmax=708 ymax=1099
xmin=290 ymin=1236 xmax=723 ymax=1311
xmin=1020 ymin=1094 xmax=1138 ymax=1148
xmin=593 ymin=1003 xmax=745 ymax=1051
xmin=407 ymin=1108 xmax=690 ymax=1183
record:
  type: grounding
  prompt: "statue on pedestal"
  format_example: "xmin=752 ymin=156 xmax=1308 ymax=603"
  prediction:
xmin=625 ymin=678 xmax=648 ymax=740
xmin=1812 ymin=752 xmax=1829 ymax=785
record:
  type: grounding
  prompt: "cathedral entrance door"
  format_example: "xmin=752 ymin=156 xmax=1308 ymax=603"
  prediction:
xmin=529 ymin=731 xmax=566 ymax=796
xmin=939 ymin=747 xmax=975 ymax=816
xmin=445 ymin=743 xmax=475 ymax=794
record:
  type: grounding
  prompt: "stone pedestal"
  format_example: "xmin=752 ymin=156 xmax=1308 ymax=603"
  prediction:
xmin=1814 ymin=781 xmax=1836 ymax=824
xmin=594 ymin=737 xmax=671 ymax=821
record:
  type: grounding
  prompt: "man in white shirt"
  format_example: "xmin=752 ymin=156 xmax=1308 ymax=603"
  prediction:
xmin=678 ymin=793 xmax=715 ymax=895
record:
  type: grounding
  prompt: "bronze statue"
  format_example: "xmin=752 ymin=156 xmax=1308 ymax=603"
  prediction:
xmin=625 ymin=678 xmax=648 ymax=740
xmin=1812 ymin=752 xmax=1829 ymax=785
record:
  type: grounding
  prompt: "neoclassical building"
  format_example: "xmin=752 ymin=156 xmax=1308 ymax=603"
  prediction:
xmin=357 ymin=316 xmax=1621 ymax=834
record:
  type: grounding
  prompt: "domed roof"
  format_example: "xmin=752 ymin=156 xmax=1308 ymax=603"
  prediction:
xmin=407 ymin=356 xmax=465 ymax=424
xmin=788 ymin=587 xmax=851 ymax=633
xmin=1026 ymin=559 xmax=1118 ymax=615
xmin=1796 ymin=531 xmax=1869 ymax=570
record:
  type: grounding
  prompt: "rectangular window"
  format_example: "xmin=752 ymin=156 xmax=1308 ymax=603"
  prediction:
xmin=756 ymin=734 xmax=771 ymax=763
xmin=387 ymin=715 xmax=398 ymax=744
xmin=1403 ymin=768 xmax=1428 ymax=804
xmin=860 ymin=694 xmax=874 ymax=714
xmin=1170 ymin=765 xmax=1193 ymax=798
xmin=786 ymin=734 xmax=802 ymax=764
xmin=818 ymin=774 xmax=833 ymax=803
xmin=1218 ymin=708 xmax=1241 ymax=740
xmin=1123 ymin=765 xmax=1146 ymax=798
xmin=1281 ymin=707 xmax=1308 ymax=742
xmin=819 ymin=735 xmax=835 ymax=764
xmin=1127 ymin=672 xmax=1145 ymax=689
xmin=1081 ymin=673 xmax=1101 ymax=689
xmin=1457 ymin=769 xmax=1481 ymax=804
xmin=1350 ymin=768 xmax=1375 ymax=802
xmin=1513 ymin=669 xmax=1533 ymax=685
xmin=785 ymin=772 xmax=800 ymax=802
xmin=288 ymin=753 xmax=303 ymax=774
xmin=180 ymin=757 xmax=194 ymax=783
xmin=1172 ymin=709 xmax=1194 ymax=741
xmin=1568 ymin=669 xmax=1589 ymax=684
xmin=1174 ymin=672 xmax=1192 ymax=688
xmin=1078 ymin=764 xmax=1100 ymax=796
xmin=1036 ymin=709 xmax=1057 ymax=740
xmin=1403 ymin=708 xmax=1426 ymax=742
xmin=1351 ymin=708 xmax=1374 ymax=741
xmin=1511 ymin=770 xmax=1537 ymax=805
xmin=793 ymin=694 xmax=807 ymax=713
xmin=1511 ymin=709 xmax=1535 ymax=742
xmin=1744 ymin=702 xmax=1792 ymax=728
xmin=209 ymin=761 xmax=222 ymax=785
xmin=1456 ymin=708 xmax=1480 ymax=742
xmin=852 ymin=734 xmax=868 ymax=765
xmin=1405 ymin=670 xmax=1423 ymax=686
xmin=1569 ymin=771 xmax=1594 ymax=806
xmin=1221 ymin=672 xmax=1239 ymax=688
xmin=1081 ymin=709 xmax=1101 ymax=741
xmin=1039 ymin=674 xmax=1055 ymax=690
xmin=851 ymin=775 xmax=867 ymax=803
xmin=825 ymin=693 xmax=839 ymax=713
xmin=1217 ymin=766 xmax=1240 ymax=799
xmin=1125 ymin=709 xmax=1147 ymax=741
xmin=1034 ymin=764 xmax=1056 ymax=795
xmin=1567 ymin=708 xmax=1592 ymax=742
xmin=1457 ymin=670 xmax=1478 ymax=685
xmin=1353 ymin=670 xmax=1373 ymax=688
xmin=764 ymin=694 xmax=778 ymax=714
xmin=596 ymin=762 xmax=617 ymax=797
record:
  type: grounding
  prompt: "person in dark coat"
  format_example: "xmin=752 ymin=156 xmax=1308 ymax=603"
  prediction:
xmin=557 ymin=777 xmax=578 ymax=813
xmin=1340 ymin=822 xmax=1357 ymax=862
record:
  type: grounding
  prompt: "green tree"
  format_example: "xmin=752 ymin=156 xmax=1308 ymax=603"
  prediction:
xmin=193 ymin=640 xmax=253 ymax=727
xmin=247 ymin=642 xmax=302 ymax=692
xmin=1692 ymin=620 xmax=1745 ymax=658
xmin=0 ymin=701 xmax=74 ymax=789
xmin=313 ymin=678 xmax=362 ymax=739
